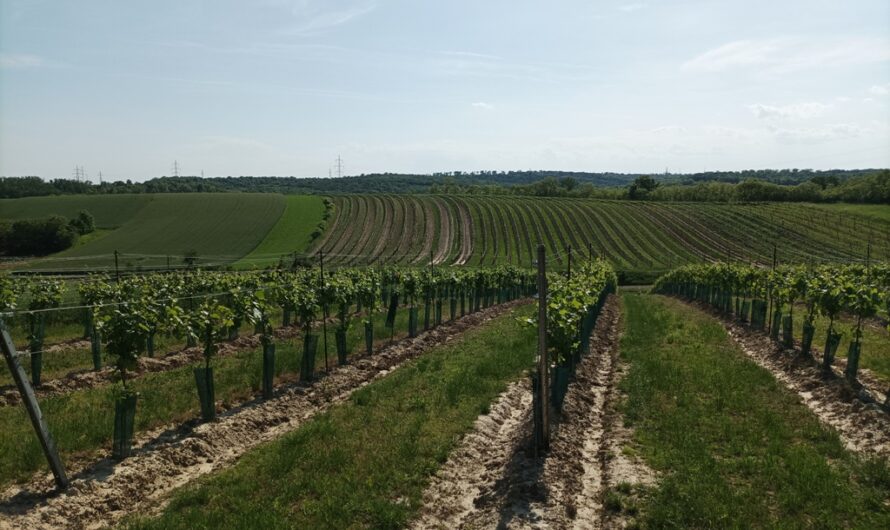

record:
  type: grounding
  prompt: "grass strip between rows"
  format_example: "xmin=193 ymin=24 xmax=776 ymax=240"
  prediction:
xmin=618 ymin=293 xmax=890 ymax=528
xmin=0 ymin=307 xmax=418 ymax=485
xmin=125 ymin=304 xmax=535 ymax=529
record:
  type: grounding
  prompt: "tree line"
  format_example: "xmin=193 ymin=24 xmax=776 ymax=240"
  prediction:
xmin=0 ymin=210 xmax=95 ymax=256
xmin=0 ymin=168 xmax=885 ymax=203
xmin=430 ymin=170 xmax=890 ymax=203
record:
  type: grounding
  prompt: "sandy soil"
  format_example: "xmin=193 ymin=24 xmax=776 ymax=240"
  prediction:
xmin=410 ymin=380 xmax=534 ymax=529
xmin=412 ymin=295 xmax=652 ymax=529
xmin=0 ymin=300 xmax=527 ymax=530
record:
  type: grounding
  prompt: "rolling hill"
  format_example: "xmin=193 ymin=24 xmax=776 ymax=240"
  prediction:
xmin=310 ymin=196 xmax=890 ymax=279
xmin=1 ymin=193 xmax=292 ymax=271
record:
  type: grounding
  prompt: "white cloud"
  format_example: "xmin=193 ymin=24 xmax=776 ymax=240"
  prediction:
xmin=747 ymin=102 xmax=830 ymax=120
xmin=683 ymin=37 xmax=890 ymax=74
xmin=0 ymin=52 xmax=44 ymax=68
xmin=471 ymin=102 xmax=494 ymax=110
xmin=869 ymin=83 xmax=890 ymax=96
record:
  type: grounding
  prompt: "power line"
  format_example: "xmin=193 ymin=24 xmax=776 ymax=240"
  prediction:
xmin=172 ymin=160 xmax=180 ymax=177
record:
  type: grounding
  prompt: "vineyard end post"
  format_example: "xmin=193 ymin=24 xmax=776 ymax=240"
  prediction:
xmin=319 ymin=251 xmax=329 ymax=373
xmin=566 ymin=245 xmax=572 ymax=279
xmin=0 ymin=323 xmax=69 ymax=489
xmin=536 ymin=244 xmax=550 ymax=452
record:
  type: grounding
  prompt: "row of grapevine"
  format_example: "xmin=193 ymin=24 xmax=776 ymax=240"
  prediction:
xmin=1 ymin=265 xmax=536 ymax=459
xmin=652 ymin=263 xmax=890 ymax=397
xmin=313 ymin=196 xmax=890 ymax=272
xmin=542 ymin=259 xmax=618 ymax=410
xmin=526 ymin=258 xmax=618 ymax=451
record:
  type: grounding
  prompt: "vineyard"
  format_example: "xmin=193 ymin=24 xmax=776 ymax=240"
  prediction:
xmin=312 ymin=196 xmax=890 ymax=271
xmin=4 ymin=193 xmax=889 ymax=279
xmin=1 ymin=196 xmax=889 ymax=527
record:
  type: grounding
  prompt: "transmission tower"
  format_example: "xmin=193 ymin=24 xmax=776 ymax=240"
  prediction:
xmin=172 ymin=160 xmax=181 ymax=177
xmin=73 ymin=166 xmax=85 ymax=182
xmin=335 ymin=155 xmax=343 ymax=178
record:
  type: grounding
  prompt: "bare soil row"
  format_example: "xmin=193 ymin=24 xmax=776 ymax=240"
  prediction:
xmin=0 ymin=300 xmax=527 ymax=530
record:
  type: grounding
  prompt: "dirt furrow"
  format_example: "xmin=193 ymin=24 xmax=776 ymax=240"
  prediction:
xmin=432 ymin=197 xmax=453 ymax=265
xmin=409 ymin=198 xmax=436 ymax=265
xmin=683 ymin=299 xmax=890 ymax=458
xmin=434 ymin=295 xmax=631 ymax=529
xmin=453 ymin=197 xmax=474 ymax=265
xmin=367 ymin=195 xmax=395 ymax=264
xmin=410 ymin=380 xmax=533 ymax=529
xmin=344 ymin=195 xmax=380 ymax=265
xmin=0 ymin=300 xmax=527 ymax=530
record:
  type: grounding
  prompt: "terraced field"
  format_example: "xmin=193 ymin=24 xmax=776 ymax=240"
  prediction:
xmin=311 ymin=196 xmax=890 ymax=272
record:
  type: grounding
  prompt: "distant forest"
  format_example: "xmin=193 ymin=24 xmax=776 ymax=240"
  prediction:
xmin=0 ymin=168 xmax=886 ymax=203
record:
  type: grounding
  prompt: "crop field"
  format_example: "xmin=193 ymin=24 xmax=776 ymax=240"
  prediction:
xmin=234 ymin=195 xmax=326 ymax=269
xmin=313 ymin=195 xmax=890 ymax=272
xmin=0 ymin=194 xmax=153 ymax=229
xmin=7 ymin=193 xmax=289 ymax=271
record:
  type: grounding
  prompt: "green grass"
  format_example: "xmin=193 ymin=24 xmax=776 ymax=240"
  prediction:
xmin=620 ymin=293 xmax=890 ymax=528
xmin=20 ymin=193 xmax=286 ymax=271
xmin=0 ymin=194 xmax=152 ymax=228
xmin=125 ymin=304 xmax=536 ymax=530
xmin=73 ymin=228 xmax=113 ymax=247
xmin=0 ymin=306 xmax=422 ymax=486
xmin=235 ymin=195 xmax=326 ymax=268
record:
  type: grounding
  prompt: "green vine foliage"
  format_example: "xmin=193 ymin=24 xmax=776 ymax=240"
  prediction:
xmin=526 ymin=260 xmax=617 ymax=364
xmin=653 ymin=262 xmax=890 ymax=344
xmin=188 ymin=300 xmax=234 ymax=368
xmin=0 ymin=275 xmax=18 ymax=314
xmin=96 ymin=300 xmax=151 ymax=392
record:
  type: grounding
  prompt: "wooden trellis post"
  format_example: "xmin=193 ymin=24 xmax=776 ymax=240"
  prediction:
xmin=0 ymin=322 xmax=68 ymax=489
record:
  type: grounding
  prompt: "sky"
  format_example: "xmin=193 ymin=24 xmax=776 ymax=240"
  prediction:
xmin=1 ymin=0 xmax=888 ymax=181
